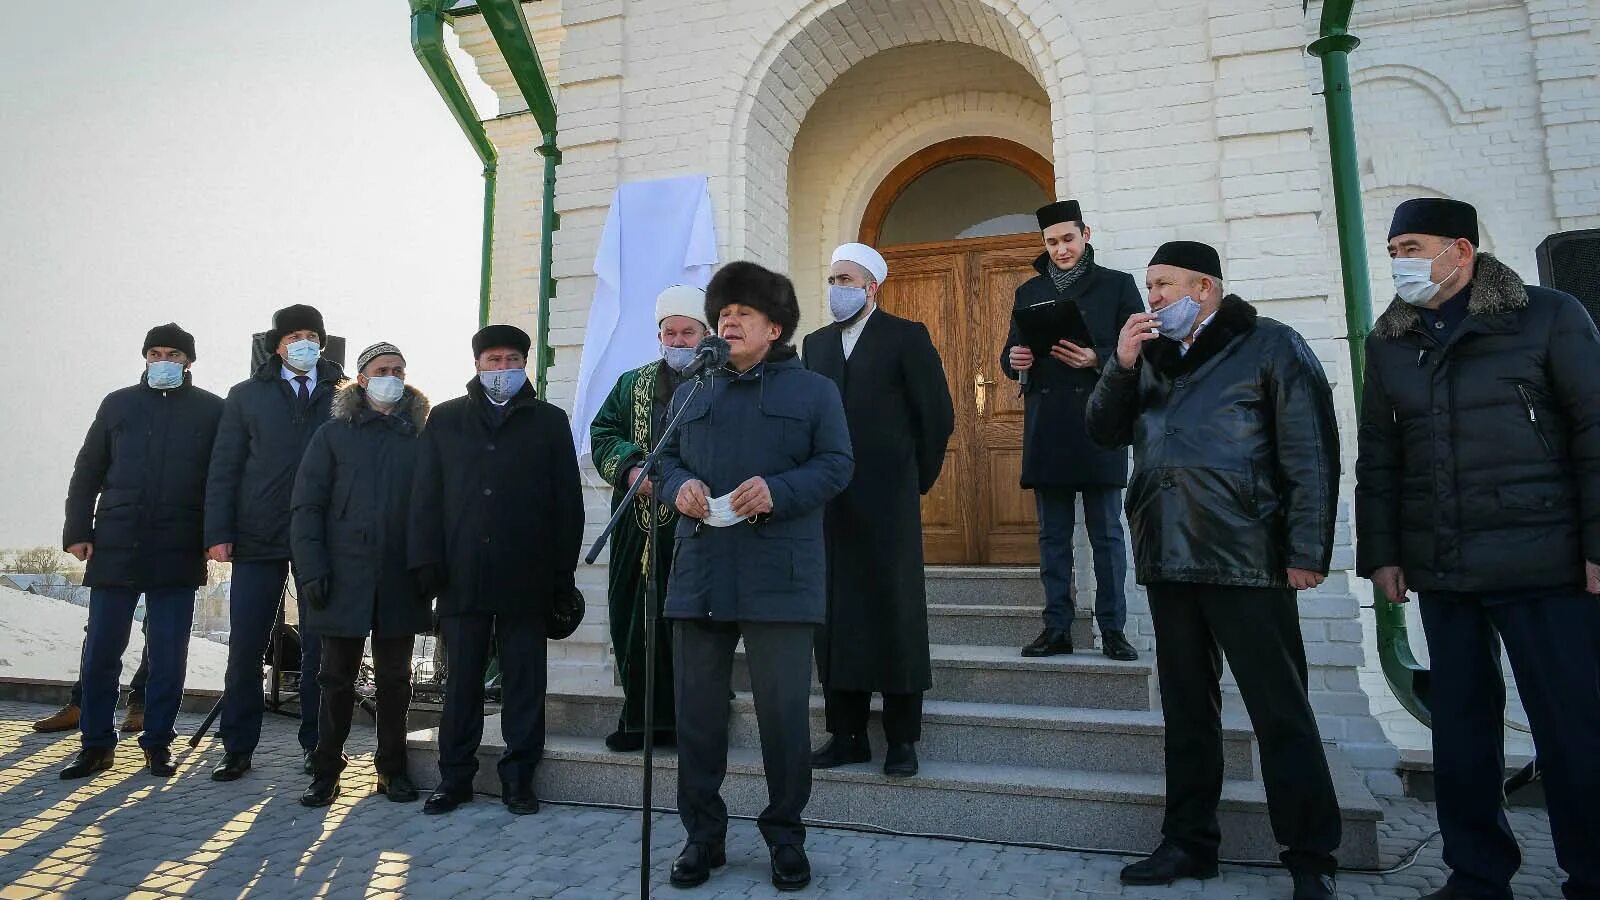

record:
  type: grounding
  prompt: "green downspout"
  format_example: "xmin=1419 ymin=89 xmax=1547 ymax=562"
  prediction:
xmin=1308 ymin=1 xmax=1431 ymax=726
xmin=410 ymin=0 xmax=498 ymax=328
xmin=478 ymin=0 xmax=560 ymax=399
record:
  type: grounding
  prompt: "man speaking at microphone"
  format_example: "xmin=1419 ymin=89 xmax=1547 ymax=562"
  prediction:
xmin=656 ymin=261 xmax=854 ymax=892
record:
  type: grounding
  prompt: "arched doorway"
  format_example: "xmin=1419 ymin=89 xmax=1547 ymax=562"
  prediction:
xmin=864 ymin=138 xmax=1052 ymax=565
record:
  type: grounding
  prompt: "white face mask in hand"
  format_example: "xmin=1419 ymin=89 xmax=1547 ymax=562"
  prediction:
xmin=703 ymin=492 xmax=744 ymax=527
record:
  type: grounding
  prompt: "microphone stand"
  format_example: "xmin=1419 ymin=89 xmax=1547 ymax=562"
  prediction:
xmin=585 ymin=370 xmax=709 ymax=900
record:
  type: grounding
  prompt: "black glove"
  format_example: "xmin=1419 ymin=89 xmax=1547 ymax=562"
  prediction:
xmin=412 ymin=563 xmax=446 ymax=600
xmin=301 ymin=577 xmax=330 ymax=611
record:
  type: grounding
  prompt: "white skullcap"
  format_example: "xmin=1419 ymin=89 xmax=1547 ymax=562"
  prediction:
xmin=655 ymin=284 xmax=707 ymax=326
xmin=830 ymin=242 xmax=888 ymax=284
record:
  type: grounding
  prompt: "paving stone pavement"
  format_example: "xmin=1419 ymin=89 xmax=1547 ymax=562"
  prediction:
xmin=0 ymin=701 xmax=1573 ymax=898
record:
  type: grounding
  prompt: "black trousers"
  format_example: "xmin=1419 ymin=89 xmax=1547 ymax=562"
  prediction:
xmin=438 ymin=612 xmax=547 ymax=790
xmin=1419 ymin=587 xmax=1600 ymax=900
xmin=1147 ymin=583 xmax=1341 ymax=874
xmin=312 ymin=634 xmax=413 ymax=778
xmin=824 ymin=688 xmax=923 ymax=744
xmin=674 ymin=619 xmax=813 ymax=848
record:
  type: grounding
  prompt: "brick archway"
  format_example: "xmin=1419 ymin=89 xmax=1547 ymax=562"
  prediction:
xmin=857 ymin=137 xmax=1055 ymax=247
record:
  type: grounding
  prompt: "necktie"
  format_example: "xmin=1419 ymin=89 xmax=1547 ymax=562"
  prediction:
xmin=295 ymin=375 xmax=310 ymax=404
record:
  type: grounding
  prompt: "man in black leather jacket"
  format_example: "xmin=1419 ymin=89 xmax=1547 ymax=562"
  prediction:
xmin=1087 ymin=241 xmax=1341 ymax=900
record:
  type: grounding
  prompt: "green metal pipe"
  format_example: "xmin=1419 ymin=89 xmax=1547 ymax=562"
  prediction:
xmin=410 ymin=0 xmax=498 ymax=327
xmin=536 ymin=134 xmax=561 ymax=399
xmin=1308 ymin=0 xmax=1431 ymax=726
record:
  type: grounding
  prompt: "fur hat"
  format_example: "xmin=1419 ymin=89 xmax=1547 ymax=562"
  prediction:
xmin=269 ymin=304 xmax=326 ymax=347
xmin=705 ymin=262 xmax=801 ymax=345
xmin=471 ymin=324 xmax=531 ymax=358
xmin=142 ymin=323 xmax=196 ymax=360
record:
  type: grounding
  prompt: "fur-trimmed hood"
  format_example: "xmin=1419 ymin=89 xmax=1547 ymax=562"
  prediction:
xmin=331 ymin=380 xmax=431 ymax=427
xmin=1372 ymin=252 xmax=1527 ymax=340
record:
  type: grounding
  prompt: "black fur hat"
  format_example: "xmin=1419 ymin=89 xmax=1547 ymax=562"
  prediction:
xmin=142 ymin=323 xmax=196 ymax=360
xmin=269 ymin=304 xmax=326 ymax=347
xmin=704 ymin=261 xmax=801 ymax=345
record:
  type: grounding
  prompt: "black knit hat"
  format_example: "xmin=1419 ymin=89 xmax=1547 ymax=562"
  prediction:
xmin=1388 ymin=198 xmax=1479 ymax=247
xmin=472 ymin=324 xmax=531 ymax=358
xmin=269 ymin=304 xmax=326 ymax=346
xmin=1149 ymin=241 xmax=1224 ymax=280
xmin=1036 ymin=200 xmax=1083 ymax=231
xmin=705 ymin=261 xmax=801 ymax=344
xmin=143 ymin=323 xmax=196 ymax=360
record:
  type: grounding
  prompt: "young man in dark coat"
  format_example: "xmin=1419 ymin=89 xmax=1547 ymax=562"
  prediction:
xmin=804 ymin=242 xmax=954 ymax=778
xmin=658 ymin=261 xmax=854 ymax=892
xmin=1356 ymin=198 xmax=1600 ymax=900
xmin=59 ymin=324 xmax=223 ymax=779
xmin=1086 ymin=241 xmax=1342 ymax=900
xmin=292 ymin=342 xmax=432 ymax=807
xmin=1001 ymin=201 xmax=1143 ymax=661
xmin=205 ymin=304 xmax=344 ymax=781
xmin=408 ymin=324 xmax=584 ymax=817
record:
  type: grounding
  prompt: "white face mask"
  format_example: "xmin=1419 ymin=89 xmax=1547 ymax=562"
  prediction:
xmin=146 ymin=360 xmax=185 ymax=389
xmin=364 ymin=375 xmax=406 ymax=405
xmin=284 ymin=339 xmax=322 ymax=371
xmin=1392 ymin=246 xmax=1459 ymax=307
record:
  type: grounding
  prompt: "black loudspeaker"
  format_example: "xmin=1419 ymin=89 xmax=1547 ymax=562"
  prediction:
xmin=250 ymin=332 xmax=347 ymax=375
xmin=1535 ymin=229 xmax=1600 ymax=326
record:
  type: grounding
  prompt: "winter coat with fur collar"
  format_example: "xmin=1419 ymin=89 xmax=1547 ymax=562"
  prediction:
xmin=1354 ymin=252 xmax=1600 ymax=592
xmin=290 ymin=382 xmax=431 ymax=638
xmin=1086 ymin=296 xmax=1340 ymax=588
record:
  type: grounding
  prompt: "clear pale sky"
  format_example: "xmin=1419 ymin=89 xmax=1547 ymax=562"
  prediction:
xmin=0 ymin=2 xmax=495 ymax=549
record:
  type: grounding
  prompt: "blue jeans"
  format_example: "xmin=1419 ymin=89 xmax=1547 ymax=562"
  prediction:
xmin=80 ymin=587 xmax=194 ymax=751
xmin=1035 ymin=486 xmax=1128 ymax=633
xmin=219 ymin=560 xmax=320 ymax=753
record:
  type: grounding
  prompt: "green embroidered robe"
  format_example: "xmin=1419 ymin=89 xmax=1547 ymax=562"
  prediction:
xmin=590 ymin=360 xmax=681 ymax=734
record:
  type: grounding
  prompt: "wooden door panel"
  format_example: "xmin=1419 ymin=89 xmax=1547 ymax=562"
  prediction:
xmin=972 ymin=243 xmax=1043 ymax=564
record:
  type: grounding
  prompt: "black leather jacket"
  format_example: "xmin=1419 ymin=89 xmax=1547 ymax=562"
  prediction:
xmin=1086 ymin=296 xmax=1340 ymax=588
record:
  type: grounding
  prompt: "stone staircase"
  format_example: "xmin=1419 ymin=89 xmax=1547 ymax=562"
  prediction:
xmin=406 ymin=566 xmax=1382 ymax=865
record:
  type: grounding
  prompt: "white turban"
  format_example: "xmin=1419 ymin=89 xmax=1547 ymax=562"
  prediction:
xmin=830 ymin=242 xmax=888 ymax=284
xmin=655 ymin=284 xmax=707 ymax=327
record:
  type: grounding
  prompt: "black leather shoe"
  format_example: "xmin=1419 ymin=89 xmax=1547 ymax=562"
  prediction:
xmin=300 ymin=774 xmax=340 ymax=808
xmin=1101 ymin=629 xmax=1139 ymax=661
xmin=60 ymin=747 xmax=115 ymax=780
xmin=605 ymin=729 xmax=644 ymax=752
xmin=1119 ymin=840 xmax=1218 ymax=885
xmin=669 ymin=841 xmax=726 ymax=888
xmin=377 ymin=772 xmax=419 ymax=803
xmin=423 ymin=784 xmax=473 ymax=815
xmin=210 ymin=752 xmax=252 ymax=782
xmin=144 ymin=748 xmax=176 ymax=777
xmin=883 ymin=742 xmax=918 ymax=777
xmin=811 ymin=733 xmax=870 ymax=768
xmin=302 ymin=750 xmax=314 ymax=775
xmin=1021 ymin=627 xmax=1073 ymax=657
xmin=769 ymin=844 xmax=811 ymax=892
xmin=502 ymin=782 xmax=540 ymax=815
xmin=1291 ymin=870 xmax=1336 ymax=899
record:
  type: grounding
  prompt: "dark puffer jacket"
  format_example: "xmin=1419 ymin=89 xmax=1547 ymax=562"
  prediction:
xmin=63 ymin=374 xmax=224 ymax=589
xmin=291 ymin=382 xmax=431 ymax=639
xmin=1355 ymin=253 xmax=1600 ymax=592
xmin=1086 ymin=296 xmax=1340 ymax=588
xmin=204 ymin=356 xmax=345 ymax=561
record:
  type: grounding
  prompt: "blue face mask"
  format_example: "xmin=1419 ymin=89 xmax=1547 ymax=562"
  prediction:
xmin=661 ymin=343 xmax=698 ymax=373
xmin=478 ymin=367 xmax=527 ymax=402
xmin=364 ymin=375 xmax=406 ymax=405
xmin=1154 ymin=296 xmax=1202 ymax=341
xmin=829 ymin=284 xmax=869 ymax=323
xmin=146 ymin=360 xmax=184 ymax=390
xmin=284 ymin=339 xmax=321 ymax=372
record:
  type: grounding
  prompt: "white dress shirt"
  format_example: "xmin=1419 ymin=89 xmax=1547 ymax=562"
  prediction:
xmin=281 ymin=364 xmax=318 ymax=392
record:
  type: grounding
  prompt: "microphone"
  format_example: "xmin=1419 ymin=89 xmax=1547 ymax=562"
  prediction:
xmin=682 ymin=334 xmax=731 ymax=377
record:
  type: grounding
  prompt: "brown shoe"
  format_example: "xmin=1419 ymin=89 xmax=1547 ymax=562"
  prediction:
xmin=120 ymin=703 xmax=145 ymax=733
xmin=33 ymin=704 xmax=80 ymax=733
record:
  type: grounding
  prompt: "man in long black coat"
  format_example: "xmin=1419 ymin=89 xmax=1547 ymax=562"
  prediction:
xmin=1087 ymin=241 xmax=1341 ymax=899
xmin=804 ymin=242 xmax=954 ymax=778
xmin=59 ymin=324 xmax=223 ymax=780
xmin=1356 ymin=199 xmax=1600 ymax=900
xmin=205 ymin=304 xmax=343 ymax=781
xmin=292 ymin=342 xmax=432 ymax=807
xmin=1001 ymin=201 xmax=1143 ymax=661
xmin=409 ymin=324 xmax=584 ymax=817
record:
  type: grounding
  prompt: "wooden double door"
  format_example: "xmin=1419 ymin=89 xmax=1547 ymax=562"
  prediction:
xmin=876 ymin=233 xmax=1042 ymax=565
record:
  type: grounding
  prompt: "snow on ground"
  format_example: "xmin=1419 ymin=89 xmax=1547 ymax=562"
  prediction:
xmin=0 ymin=585 xmax=226 ymax=690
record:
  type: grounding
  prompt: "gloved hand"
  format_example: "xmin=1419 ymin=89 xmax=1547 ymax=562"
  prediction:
xmin=300 ymin=577 xmax=330 ymax=611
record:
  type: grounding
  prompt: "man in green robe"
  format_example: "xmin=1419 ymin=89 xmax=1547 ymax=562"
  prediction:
xmin=590 ymin=285 xmax=710 ymax=752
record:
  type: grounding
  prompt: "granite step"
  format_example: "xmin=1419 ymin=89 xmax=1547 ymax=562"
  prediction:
xmin=405 ymin=723 xmax=1380 ymax=867
xmin=734 ymin=643 xmax=1157 ymax=711
xmin=927 ymin=602 xmax=1095 ymax=649
xmin=924 ymin=566 xmax=1044 ymax=608
xmin=542 ymin=691 xmax=1253 ymax=778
